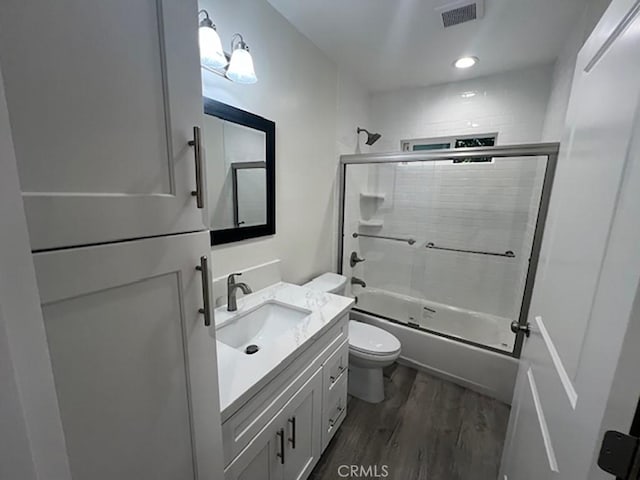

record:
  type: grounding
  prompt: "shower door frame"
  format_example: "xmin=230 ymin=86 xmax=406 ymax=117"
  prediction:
xmin=337 ymin=143 xmax=560 ymax=358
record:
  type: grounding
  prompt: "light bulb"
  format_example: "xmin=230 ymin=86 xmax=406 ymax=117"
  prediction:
xmin=226 ymin=47 xmax=257 ymax=84
xmin=454 ymin=56 xmax=478 ymax=69
xmin=199 ymin=25 xmax=227 ymax=69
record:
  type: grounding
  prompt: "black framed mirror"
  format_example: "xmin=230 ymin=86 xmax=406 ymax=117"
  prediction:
xmin=202 ymin=98 xmax=275 ymax=245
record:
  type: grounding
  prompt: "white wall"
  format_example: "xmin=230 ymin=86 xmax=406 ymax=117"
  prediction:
xmin=200 ymin=0 xmax=373 ymax=286
xmin=336 ymin=71 xmax=371 ymax=156
xmin=369 ymin=64 xmax=554 ymax=152
xmin=200 ymin=0 xmax=339 ymax=285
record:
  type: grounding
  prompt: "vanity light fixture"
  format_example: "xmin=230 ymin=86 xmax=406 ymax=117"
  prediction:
xmin=226 ymin=34 xmax=258 ymax=84
xmin=454 ymin=56 xmax=478 ymax=69
xmin=198 ymin=10 xmax=227 ymax=69
xmin=198 ymin=10 xmax=258 ymax=84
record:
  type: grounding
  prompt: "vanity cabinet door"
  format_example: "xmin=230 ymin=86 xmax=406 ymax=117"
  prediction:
xmin=283 ymin=368 xmax=323 ymax=480
xmin=33 ymin=231 xmax=223 ymax=480
xmin=224 ymin=413 xmax=286 ymax=480
xmin=0 ymin=0 xmax=205 ymax=251
xmin=225 ymin=368 xmax=323 ymax=480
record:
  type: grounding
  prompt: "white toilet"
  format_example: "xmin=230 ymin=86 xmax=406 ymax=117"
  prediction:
xmin=304 ymin=273 xmax=402 ymax=404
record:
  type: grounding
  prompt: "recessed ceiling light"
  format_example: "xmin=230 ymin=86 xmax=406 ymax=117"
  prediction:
xmin=461 ymin=91 xmax=477 ymax=98
xmin=454 ymin=56 xmax=478 ymax=69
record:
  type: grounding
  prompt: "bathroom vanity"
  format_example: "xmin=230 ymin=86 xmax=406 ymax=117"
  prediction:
xmin=214 ymin=282 xmax=354 ymax=480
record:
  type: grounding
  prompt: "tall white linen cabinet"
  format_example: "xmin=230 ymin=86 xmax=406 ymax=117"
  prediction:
xmin=0 ymin=0 xmax=225 ymax=479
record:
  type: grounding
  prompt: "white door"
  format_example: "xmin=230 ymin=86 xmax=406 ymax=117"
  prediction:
xmin=500 ymin=1 xmax=640 ymax=478
xmin=33 ymin=231 xmax=223 ymax=480
xmin=0 ymin=0 xmax=205 ymax=251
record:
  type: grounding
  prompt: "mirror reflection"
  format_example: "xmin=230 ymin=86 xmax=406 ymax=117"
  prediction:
xmin=232 ymin=162 xmax=266 ymax=228
xmin=204 ymin=118 xmax=267 ymax=229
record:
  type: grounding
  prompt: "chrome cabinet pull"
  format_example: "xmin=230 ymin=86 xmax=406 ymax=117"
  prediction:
xmin=188 ymin=126 xmax=204 ymax=209
xmin=195 ymin=256 xmax=212 ymax=327
xmin=329 ymin=406 xmax=344 ymax=428
xmin=276 ymin=428 xmax=285 ymax=464
xmin=288 ymin=417 xmax=296 ymax=449
xmin=330 ymin=364 xmax=346 ymax=383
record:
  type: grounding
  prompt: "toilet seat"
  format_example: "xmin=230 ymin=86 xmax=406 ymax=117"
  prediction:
xmin=348 ymin=320 xmax=401 ymax=356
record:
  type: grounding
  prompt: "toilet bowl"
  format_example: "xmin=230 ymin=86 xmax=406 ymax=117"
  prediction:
xmin=348 ymin=320 xmax=401 ymax=403
xmin=303 ymin=273 xmax=402 ymax=404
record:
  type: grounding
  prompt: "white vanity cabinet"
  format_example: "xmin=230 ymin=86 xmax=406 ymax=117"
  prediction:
xmin=0 ymin=0 xmax=205 ymax=251
xmin=223 ymin=315 xmax=349 ymax=480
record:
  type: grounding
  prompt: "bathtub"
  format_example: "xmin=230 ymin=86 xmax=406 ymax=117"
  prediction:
xmin=355 ymin=288 xmax=514 ymax=351
xmin=351 ymin=288 xmax=518 ymax=404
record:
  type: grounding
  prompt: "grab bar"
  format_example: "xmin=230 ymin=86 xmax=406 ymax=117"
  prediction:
xmin=425 ymin=242 xmax=515 ymax=258
xmin=352 ymin=232 xmax=416 ymax=245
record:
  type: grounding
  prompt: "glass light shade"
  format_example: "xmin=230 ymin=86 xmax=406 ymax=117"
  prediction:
xmin=226 ymin=48 xmax=257 ymax=84
xmin=199 ymin=26 xmax=227 ymax=69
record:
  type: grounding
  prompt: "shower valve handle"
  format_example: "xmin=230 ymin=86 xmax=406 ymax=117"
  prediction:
xmin=350 ymin=251 xmax=366 ymax=267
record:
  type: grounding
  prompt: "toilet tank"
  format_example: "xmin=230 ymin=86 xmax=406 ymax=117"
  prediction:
xmin=304 ymin=272 xmax=347 ymax=295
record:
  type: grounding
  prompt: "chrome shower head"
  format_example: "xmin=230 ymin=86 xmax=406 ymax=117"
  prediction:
xmin=357 ymin=127 xmax=382 ymax=146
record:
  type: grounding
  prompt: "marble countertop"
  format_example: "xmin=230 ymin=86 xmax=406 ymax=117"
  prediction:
xmin=214 ymin=282 xmax=354 ymax=420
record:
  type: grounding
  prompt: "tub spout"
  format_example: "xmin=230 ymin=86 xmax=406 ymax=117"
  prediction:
xmin=351 ymin=277 xmax=366 ymax=288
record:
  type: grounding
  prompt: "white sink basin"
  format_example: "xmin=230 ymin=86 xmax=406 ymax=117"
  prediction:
xmin=216 ymin=301 xmax=311 ymax=353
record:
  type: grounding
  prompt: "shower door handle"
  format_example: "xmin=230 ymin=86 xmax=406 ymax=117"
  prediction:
xmin=511 ymin=321 xmax=531 ymax=337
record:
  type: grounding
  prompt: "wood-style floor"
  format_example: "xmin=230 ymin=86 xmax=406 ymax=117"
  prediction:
xmin=310 ymin=364 xmax=510 ymax=480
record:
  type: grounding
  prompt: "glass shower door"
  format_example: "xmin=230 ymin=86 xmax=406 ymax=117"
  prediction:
xmin=341 ymin=151 xmax=549 ymax=355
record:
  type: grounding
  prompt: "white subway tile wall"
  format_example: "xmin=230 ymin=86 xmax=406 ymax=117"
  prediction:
xmin=368 ymin=65 xmax=554 ymax=153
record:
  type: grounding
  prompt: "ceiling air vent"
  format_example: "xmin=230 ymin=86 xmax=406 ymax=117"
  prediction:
xmin=436 ymin=0 xmax=485 ymax=28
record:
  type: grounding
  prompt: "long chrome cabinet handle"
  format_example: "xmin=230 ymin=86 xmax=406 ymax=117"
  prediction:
xmin=188 ymin=126 xmax=204 ymax=209
xmin=329 ymin=406 xmax=345 ymax=427
xmin=276 ymin=428 xmax=285 ymax=464
xmin=288 ymin=417 xmax=296 ymax=449
xmin=195 ymin=256 xmax=212 ymax=327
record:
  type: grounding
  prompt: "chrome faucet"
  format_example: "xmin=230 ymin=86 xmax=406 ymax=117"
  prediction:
xmin=351 ymin=277 xmax=366 ymax=288
xmin=227 ymin=273 xmax=252 ymax=312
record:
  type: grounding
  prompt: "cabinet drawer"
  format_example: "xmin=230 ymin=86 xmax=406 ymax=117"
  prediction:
xmin=323 ymin=340 xmax=348 ymax=391
xmin=322 ymin=370 xmax=347 ymax=450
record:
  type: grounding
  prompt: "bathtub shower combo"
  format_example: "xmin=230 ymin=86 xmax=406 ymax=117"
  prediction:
xmin=338 ymin=144 xmax=559 ymax=402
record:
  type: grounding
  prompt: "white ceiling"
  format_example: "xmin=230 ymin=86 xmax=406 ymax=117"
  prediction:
xmin=266 ymin=0 xmax=588 ymax=92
